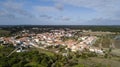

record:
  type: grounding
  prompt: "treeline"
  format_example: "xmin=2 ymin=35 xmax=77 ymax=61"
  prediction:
xmin=1 ymin=25 xmax=120 ymax=37
xmin=1 ymin=25 xmax=120 ymax=32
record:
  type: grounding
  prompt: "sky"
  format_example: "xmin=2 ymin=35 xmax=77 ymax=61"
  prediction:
xmin=0 ymin=0 xmax=120 ymax=25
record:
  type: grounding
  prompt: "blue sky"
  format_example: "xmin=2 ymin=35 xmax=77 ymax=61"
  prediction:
xmin=0 ymin=0 xmax=120 ymax=25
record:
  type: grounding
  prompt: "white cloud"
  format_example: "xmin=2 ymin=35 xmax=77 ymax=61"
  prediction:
xmin=1 ymin=0 xmax=33 ymax=18
xmin=40 ymin=14 xmax=52 ymax=19
xmin=54 ymin=3 xmax=64 ymax=10
xmin=86 ymin=18 xmax=120 ymax=25
xmin=33 ymin=6 xmax=61 ymax=13
xmin=55 ymin=0 xmax=120 ymax=18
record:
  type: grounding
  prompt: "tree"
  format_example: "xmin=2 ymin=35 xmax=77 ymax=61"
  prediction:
xmin=41 ymin=57 xmax=48 ymax=67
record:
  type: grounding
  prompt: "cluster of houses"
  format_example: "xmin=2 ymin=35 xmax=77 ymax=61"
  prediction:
xmin=0 ymin=29 xmax=104 ymax=55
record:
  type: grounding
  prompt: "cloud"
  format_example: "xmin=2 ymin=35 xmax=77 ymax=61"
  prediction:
xmin=38 ymin=0 xmax=64 ymax=11
xmin=55 ymin=16 xmax=71 ymax=22
xmin=0 ymin=16 xmax=46 ymax=25
xmin=55 ymin=0 xmax=120 ymax=18
xmin=54 ymin=3 xmax=64 ymax=11
xmin=0 ymin=9 xmax=16 ymax=19
xmin=85 ymin=18 xmax=120 ymax=25
xmin=1 ymin=0 xmax=34 ymax=18
xmin=0 ymin=14 xmax=15 ymax=19
xmin=0 ymin=10 xmax=6 ymax=16
xmin=61 ymin=16 xmax=71 ymax=21
xmin=33 ymin=6 xmax=61 ymax=13
xmin=40 ymin=14 xmax=52 ymax=19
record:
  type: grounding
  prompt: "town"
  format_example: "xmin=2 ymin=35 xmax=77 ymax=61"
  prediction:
xmin=0 ymin=28 xmax=104 ymax=55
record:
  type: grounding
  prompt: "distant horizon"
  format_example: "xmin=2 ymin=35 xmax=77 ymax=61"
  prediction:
xmin=0 ymin=24 xmax=120 ymax=26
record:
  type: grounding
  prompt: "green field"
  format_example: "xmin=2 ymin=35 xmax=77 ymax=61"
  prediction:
xmin=0 ymin=29 xmax=10 ymax=36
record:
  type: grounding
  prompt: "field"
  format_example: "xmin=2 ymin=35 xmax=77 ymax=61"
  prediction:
xmin=0 ymin=29 xmax=10 ymax=36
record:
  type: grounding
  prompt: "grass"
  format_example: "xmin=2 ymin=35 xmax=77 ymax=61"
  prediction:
xmin=0 ymin=29 xmax=10 ymax=36
xmin=0 ymin=29 xmax=10 ymax=33
xmin=35 ymin=48 xmax=55 ymax=57
xmin=77 ymin=57 xmax=120 ymax=67
xmin=111 ymin=49 xmax=120 ymax=56
xmin=40 ymin=50 xmax=54 ymax=56
xmin=0 ymin=46 xmax=4 ymax=49
xmin=24 ymin=62 xmax=45 ymax=67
